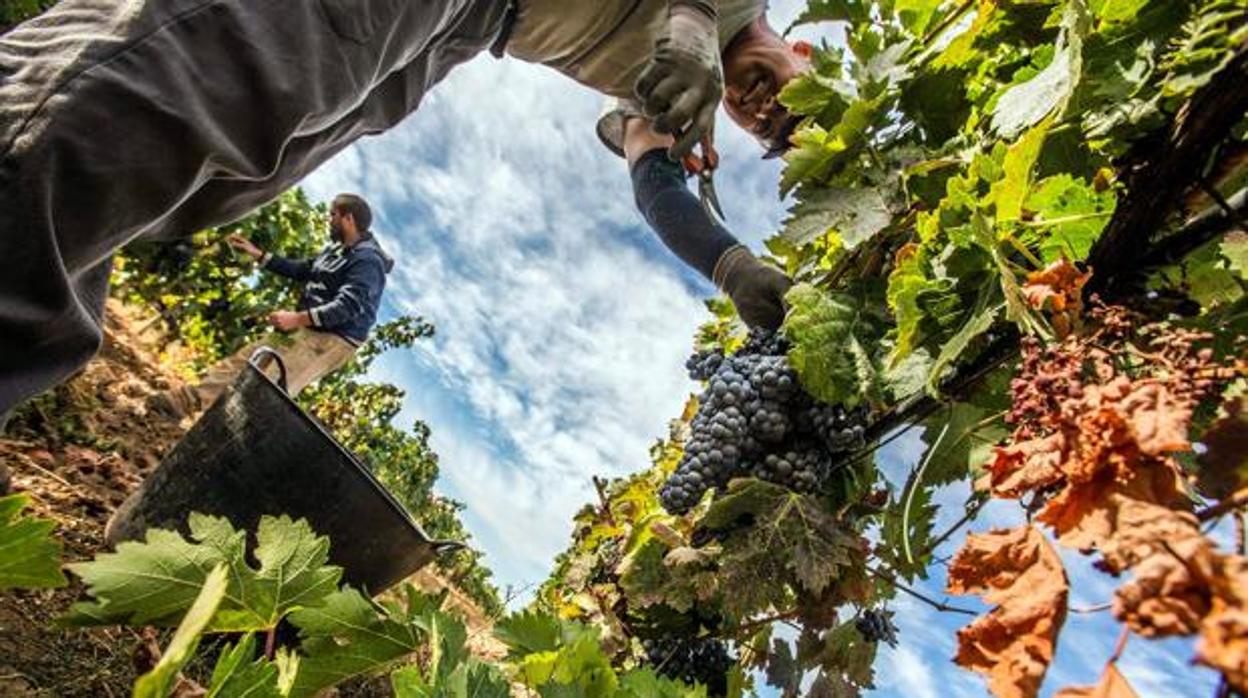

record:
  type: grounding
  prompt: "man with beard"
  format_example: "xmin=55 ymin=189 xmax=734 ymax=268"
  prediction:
xmin=0 ymin=0 xmax=810 ymax=415
xmin=148 ymin=193 xmax=392 ymax=418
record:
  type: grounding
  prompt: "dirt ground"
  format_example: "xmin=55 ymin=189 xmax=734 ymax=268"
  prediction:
xmin=0 ymin=300 xmax=502 ymax=697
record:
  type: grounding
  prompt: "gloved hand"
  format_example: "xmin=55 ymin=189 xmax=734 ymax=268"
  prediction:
xmin=712 ymin=245 xmax=793 ymax=330
xmin=635 ymin=1 xmax=723 ymax=161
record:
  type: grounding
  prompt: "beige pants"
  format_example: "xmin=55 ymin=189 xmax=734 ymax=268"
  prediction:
xmin=185 ymin=329 xmax=356 ymax=410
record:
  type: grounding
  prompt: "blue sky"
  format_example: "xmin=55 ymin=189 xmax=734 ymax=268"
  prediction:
xmin=297 ymin=4 xmax=1221 ymax=695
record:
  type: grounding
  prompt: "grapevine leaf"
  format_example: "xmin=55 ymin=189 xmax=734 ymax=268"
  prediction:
xmin=926 ymin=275 xmax=1003 ymax=395
xmin=1197 ymin=398 xmax=1248 ymax=499
xmin=206 ymin=633 xmax=285 ymax=698
xmin=701 ymin=479 xmax=866 ymax=603
xmin=989 ymin=119 xmax=1050 ymax=224
xmin=781 ymin=97 xmax=884 ymax=195
xmin=1054 ymin=661 xmax=1139 ymax=697
xmin=991 ymin=0 xmax=1090 ymax=138
xmin=494 ymin=609 xmax=565 ymax=659
xmin=948 ymin=526 xmax=1069 ymax=698
xmin=811 ymin=618 xmax=877 ymax=690
xmin=618 ymin=668 xmax=708 ymax=697
xmin=782 ymin=184 xmax=898 ymax=250
xmin=764 ymin=638 xmax=802 ymax=695
xmin=779 ymin=72 xmax=852 ymax=126
xmin=919 ymin=370 xmax=1012 ymax=487
xmin=391 ymin=610 xmax=510 ymax=698
xmin=65 ymin=514 xmax=341 ymax=632
xmin=878 ymin=482 xmax=937 ymax=582
xmin=134 ymin=564 xmax=228 ymax=698
xmin=1090 ymin=0 xmax=1150 ymax=24
xmin=0 ymin=493 xmax=67 ymax=590
xmin=783 ymin=283 xmax=882 ymax=407
xmin=1222 ymin=230 xmax=1248 ymax=279
xmin=286 ymin=584 xmax=431 ymax=697
xmin=791 ymin=0 xmax=870 ymax=27
xmin=1025 ymin=174 xmax=1116 ymax=262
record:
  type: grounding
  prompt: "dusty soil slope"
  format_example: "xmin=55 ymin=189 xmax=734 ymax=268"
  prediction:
xmin=0 ymin=299 xmax=502 ymax=697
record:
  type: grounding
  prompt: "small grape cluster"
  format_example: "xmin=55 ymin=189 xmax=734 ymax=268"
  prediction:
xmin=660 ymin=330 xmax=870 ymax=514
xmin=642 ymin=636 xmax=734 ymax=695
xmin=854 ymin=609 xmax=898 ymax=647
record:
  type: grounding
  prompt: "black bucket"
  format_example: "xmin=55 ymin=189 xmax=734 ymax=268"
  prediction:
xmin=107 ymin=347 xmax=461 ymax=594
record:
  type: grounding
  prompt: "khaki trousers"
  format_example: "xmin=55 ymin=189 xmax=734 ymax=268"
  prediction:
xmin=188 ymin=329 xmax=356 ymax=409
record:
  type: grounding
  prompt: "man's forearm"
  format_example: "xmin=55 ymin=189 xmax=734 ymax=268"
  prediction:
xmin=631 ymin=147 xmax=738 ymax=280
xmin=260 ymin=252 xmax=313 ymax=281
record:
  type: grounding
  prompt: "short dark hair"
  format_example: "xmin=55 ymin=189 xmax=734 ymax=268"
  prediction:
xmin=332 ymin=193 xmax=372 ymax=231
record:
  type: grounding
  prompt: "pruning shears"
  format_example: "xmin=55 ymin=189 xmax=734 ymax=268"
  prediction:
xmin=679 ymin=137 xmax=725 ymax=224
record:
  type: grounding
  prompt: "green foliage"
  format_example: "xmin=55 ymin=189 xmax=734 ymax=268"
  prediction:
xmin=782 ymin=283 xmax=883 ymax=407
xmin=288 ymin=585 xmax=455 ymax=697
xmin=113 ymin=189 xmax=327 ymax=373
xmin=65 ymin=514 xmax=341 ymax=631
xmin=206 ymin=634 xmax=289 ymax=698
xmin=0 ymin=0 xmax=57 ymax=31
xmin=0 ymin=493 xmax=67 ymax=590
xmin=134 ymin=565 xmax=229 ymax=698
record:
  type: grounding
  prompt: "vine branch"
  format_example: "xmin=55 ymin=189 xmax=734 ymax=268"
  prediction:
xmin=867 ymin=566 xmax=978 ymax=616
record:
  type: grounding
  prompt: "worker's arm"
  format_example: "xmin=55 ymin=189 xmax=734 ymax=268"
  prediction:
xmin=623 ymin=117 xmax=792 ymax=330
xmin=226 ymin=232 xmax=313 ymax=281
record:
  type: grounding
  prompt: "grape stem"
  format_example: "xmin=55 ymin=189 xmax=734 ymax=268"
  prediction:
xmin=866 ymin=566 xmax=977 ymax=616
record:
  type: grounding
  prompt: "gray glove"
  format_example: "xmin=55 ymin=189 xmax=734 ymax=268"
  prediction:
xmin=713 ymin=245 xmax=794 ymax=330
xmin=635 ymin=1 xmax=723 ymax=161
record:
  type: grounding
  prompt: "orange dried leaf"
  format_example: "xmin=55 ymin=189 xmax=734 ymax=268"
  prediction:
xmin=1196 ymin=554 xmax=1248 ymax=692
xmin=985 ymin=433 xmax=1067 ymax=498
xmin=1117 ymin=383 xmax=1193 ymax=456
xmin=1113 ymin=536 xmax=1214 ymax=637
xmin=948 ymin=526 xmax=1069 ymax=698
xmin=1054 ymin=663 xmax=1139 ymax=698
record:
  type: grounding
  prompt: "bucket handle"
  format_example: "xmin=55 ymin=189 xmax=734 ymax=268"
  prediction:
xmin=432 ymin=540 xmax=466 ymax=556
xmin=248 ymin=346 xmax=289 ymax=392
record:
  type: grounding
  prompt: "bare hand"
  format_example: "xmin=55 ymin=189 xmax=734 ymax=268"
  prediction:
xmin=268 ymin=310 xmax=308 ymax=332
xmin=226 ymin=233 xmax=263 ymax=260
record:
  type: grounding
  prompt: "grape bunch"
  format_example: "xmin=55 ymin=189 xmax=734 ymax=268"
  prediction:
xmin=642 ymin=636 xmax=734 ymax=695
xmin=659 ymin=330 xmax=870 ymax=514
xmin=855 ymin=609 xmax=898 ymax=647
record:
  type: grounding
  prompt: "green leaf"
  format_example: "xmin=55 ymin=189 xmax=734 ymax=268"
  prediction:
xmin=702 ymin=480 xmax=866 ymax=603
xmin=618 ymin=668 xmax=708 ymax=697
xmin=494 ymin=609 xmax=564 ymax=659
xmin=781 ymin=97 xmax=884 ymax=195
xmin=287 ymin=584 xmax=434 ymax=697
xmin=779 ymin=72 xmax=852 ymax=126
xmin=988 ymin=119 xmax=1051 ymax=224
xmin=134 ymin=564 xmax=229 ymax=698
xmin=918 ymin=374 xmax=1011 ymax=486
xmin=792 ymin=0 xmax=871 ymax=27
xmin=925 ymin=268 xmax=1003 ymax=395
xmin=1090 ymin=0 xmax=1150 ymax=23
xmin=1024 ymin=174 xmax=1116 ymax=262
xmin=0 ymin=494 xmax=66 ymax=590
xmin=206 ymin=633 xmax=284 ymax=698
xmin=1223 ymin=231 xmax=1248 ymax=279
xmin=783 ymin=185 xmax=898 ymax=250
xmin=65 ymin=514 xmax=341 ymax=632
xmin=807 ymin=619 xmax=877 ymax=690
xmin=879 ymin=480 xmax=937 ymax=582
xmin=783 ymin=283 xmax=882 ymax=407
xmin=991 ymin=0 xmax=1090 ymax=138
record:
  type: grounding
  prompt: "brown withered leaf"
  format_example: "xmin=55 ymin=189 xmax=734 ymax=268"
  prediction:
xmin=1054 ymin=663 xmax=1139 ymax=698
xmin=948 ymin=526 xmax=1069 ymax=698
xmin=1117 ymin=382 xmax=1193 ymax=456
xmin=1196 ymin=398 xmax=1248 ymax=499
xmin=1196 ymin=554 xmax=1248 ymax=692
xmin=984 ymin=433 xmax=1067 ymax=499
xmin=1023 ymin=260 xmax=1090 ymax=338
xmin=1113 ymin=536 xmax=1214 ymax=637
xmin=1038 ymin=457 xmax=1188 ymax=558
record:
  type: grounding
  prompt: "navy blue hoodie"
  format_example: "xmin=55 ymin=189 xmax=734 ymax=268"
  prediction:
xmin=262 ymin=234 xmax=394 ymax=344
